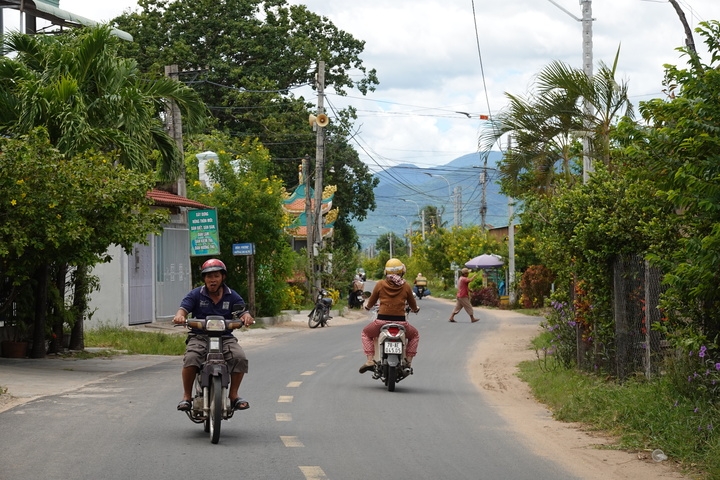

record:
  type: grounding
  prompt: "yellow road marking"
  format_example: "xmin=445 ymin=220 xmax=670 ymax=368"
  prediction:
xmin=299 ymin=466 xmax=328 ymax=479
xmin=287 ymin=381 xmax=302 ymax=388
xmin=275 ymin=413 xmax=292 ymax=421
xmin=301 ymin=371 xmax=315 ymax=376
xmin=280 ymin=436 xmax=304 ymax=447
xmin=278 ymin=395 xmax=294 ymax=403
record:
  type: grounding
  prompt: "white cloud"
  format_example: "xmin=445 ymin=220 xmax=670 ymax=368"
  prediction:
xmin=17 ymin=0 xmax=720 ymax=169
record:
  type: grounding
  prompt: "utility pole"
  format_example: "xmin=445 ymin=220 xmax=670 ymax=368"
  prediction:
xmin=312 ymin=60 xmax=326 ymax=292
xmin=164 ymin=65 xmax=186 ymax=196
xmin=546 ymin=0 xmax=594 ymax=183
xmin=580 ymin=0 xmax=594 ymax=184
xmin=480 ymin=165 xmax=487 ymax=231
xmin=303 ymin=156 xmax=313 ymax=293
xmin=454 ymin=186 xmax=462 ymax=227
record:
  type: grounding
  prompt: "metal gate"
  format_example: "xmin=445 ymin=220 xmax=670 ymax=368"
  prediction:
xmin=155 ymin=227 xmax=192 ymax=320
xmin=128 ymin=239 xmax=153 ymax=325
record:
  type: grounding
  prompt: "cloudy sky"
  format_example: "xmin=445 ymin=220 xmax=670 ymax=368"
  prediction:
xmin=19 ymin=1 xmax=720 ymax=171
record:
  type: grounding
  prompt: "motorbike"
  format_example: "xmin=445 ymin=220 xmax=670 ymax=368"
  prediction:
xmin=368 ymin=307 xmax=413 ymax=392
xmin=308 ymin=289 xmax=333 ymax=328
xmin=182 ymin=302 xmax=248 ymax=444
xmin=415 ymin=285 xmax=427 ymax=300
xmin=348 ymin=279 xmax=365 ymax=309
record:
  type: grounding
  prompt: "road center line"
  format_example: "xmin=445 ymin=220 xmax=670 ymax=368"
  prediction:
xmin=298 ymin=466 xmax=328 ymax=479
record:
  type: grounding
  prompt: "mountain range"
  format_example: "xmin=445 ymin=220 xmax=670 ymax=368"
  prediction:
xmin=353 ymin=152 xmax=510 ymax=250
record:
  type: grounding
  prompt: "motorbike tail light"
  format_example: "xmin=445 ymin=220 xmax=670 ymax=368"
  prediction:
xmin=387 ymin=326 xmax=401 ymax=336
xmin=205 ymin=319 xmax=226 ymax=331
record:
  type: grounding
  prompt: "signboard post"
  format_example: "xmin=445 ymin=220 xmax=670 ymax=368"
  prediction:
xmin=233 ymin=243 xmax=256 ymax=316
xmin=188 ymin=209 xmax=220 ymax=256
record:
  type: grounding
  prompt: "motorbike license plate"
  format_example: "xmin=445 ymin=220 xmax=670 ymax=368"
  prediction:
xmin=384 ymin=342 xmax=403 ymax=354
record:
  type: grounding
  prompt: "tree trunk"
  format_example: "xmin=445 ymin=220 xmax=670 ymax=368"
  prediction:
xmin=69 ymin=265 xmax=88 ymax=351
xmin=31 ymin=262 xmax=49 ymax=358
xmin=47 ymin=264 xmax=68 ymax=355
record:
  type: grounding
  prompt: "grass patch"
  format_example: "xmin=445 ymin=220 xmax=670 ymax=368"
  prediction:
xmin=518 ymin=358 xmax=720 ymax=479
xmin=85 ymin=326 xmax=187 ymax=355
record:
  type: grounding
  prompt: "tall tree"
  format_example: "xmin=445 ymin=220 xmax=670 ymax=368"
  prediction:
xmin=112 ymin=0 xmax=379 ymax=247
xmin=0 ymin=26 xmax=207 ymax=355
xmin=637 ymin=20 xmax=720 ymax=344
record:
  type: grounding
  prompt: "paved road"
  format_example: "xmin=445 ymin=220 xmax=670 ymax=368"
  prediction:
xmin=0 ymin=296 xmax=578 ymax=480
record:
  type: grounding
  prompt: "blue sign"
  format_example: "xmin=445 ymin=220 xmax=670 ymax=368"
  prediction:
xmin=232 ymin=243 xmax=255 ymax=256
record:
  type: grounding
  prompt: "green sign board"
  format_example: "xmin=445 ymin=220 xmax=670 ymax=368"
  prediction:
xmin=188 ymin=209 xmax=220 ymax=256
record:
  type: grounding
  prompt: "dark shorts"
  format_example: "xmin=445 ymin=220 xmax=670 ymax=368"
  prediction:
xmin=182 ymin=335 xmax=249 ymax=374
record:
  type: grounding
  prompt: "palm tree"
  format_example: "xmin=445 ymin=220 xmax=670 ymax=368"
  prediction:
xmin=0 ymin=26 xmax=208 ymax=355
xmin=482 ymin=48 xmax=633 ymax=199
xmin=0 ymin=26 xmax=207 ymax=181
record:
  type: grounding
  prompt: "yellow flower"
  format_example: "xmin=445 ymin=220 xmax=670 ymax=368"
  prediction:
xmin=10 ymin=199 xmax=17 ymax=206
xmin=16 ymin=179 xmax=24 ymax=185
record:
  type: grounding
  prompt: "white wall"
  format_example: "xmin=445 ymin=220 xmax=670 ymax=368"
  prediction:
xmin=86 ymin=244 xmax=129 ymax=329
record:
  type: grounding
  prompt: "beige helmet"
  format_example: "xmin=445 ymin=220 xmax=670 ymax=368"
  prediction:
xmin=384 ymin=258 xmax=406 ymax=276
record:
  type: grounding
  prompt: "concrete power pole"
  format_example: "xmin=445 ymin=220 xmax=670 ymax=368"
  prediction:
xmin=312 ymin=60 xmax=326 ymax=292
xmin=454 ymin=186 xmax=462 ymax=227
xmin=580 ymin=0 xmax=594 ymax=184
xmin=546 ymin=0 xmax=594 ymax=184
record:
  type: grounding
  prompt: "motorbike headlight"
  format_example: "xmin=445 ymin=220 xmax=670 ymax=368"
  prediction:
xmin=205 ymin=319 xmax=226 ymax=331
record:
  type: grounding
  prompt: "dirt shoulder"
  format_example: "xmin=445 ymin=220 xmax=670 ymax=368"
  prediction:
xmin=469 ymin=307 xmax=690 ymax=479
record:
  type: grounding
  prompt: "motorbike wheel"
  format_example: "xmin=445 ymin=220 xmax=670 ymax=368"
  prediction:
xmin=308 ymin=308 xmax=323 ymax=328
xmin=387 ymin=365 xmax=397 ymax=392
xmin=209 ymin=376 xmax=222 ymax=444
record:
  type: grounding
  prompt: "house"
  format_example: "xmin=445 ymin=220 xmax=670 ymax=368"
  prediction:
xmin=86 ymin=190 xmax=210 ymax=328
xmin=281 ymin=181 xmax=338 ymax=253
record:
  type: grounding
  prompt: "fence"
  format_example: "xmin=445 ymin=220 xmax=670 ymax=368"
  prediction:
xmin=613 ymin=254 xmax=666 ymax=381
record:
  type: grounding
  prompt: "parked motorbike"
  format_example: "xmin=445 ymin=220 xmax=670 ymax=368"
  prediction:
xmin=368 ymin=307 xmax=413 ymax=392
xmin=182 ymin=303 xmax=248 ymax=444
xmin=308 ymin=289 xmax=333 ymax=328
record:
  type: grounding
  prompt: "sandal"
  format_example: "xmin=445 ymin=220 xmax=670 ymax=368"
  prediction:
xmin=448 ymin=318 xmax=456 ymax=322
xmin=231 ymin=397 xmax=250 ymax=410
xmin=177 ymin=399 xmax=191 ymax=411
xmin=359 ymin=361 xmax=375 ymax=374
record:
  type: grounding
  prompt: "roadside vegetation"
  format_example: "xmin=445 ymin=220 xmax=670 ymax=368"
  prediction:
xmin=521 ymin=332 xmax=720 ymax=479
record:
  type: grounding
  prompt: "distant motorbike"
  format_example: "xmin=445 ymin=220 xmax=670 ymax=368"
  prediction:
xmin=367 ymin=307 xmax=413 ymax=392
xmin=415 ymin=285 xmax=427 ymax=299
xmin=308 ymin=289 xmax=333 ymax=328
xmin=348 ymin=278 xmax=365 ymax=309
xmin=181 ymin=302 xmax=248 ymax=444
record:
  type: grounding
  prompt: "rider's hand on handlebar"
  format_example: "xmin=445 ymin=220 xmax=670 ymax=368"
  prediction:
xmin=172 ymin=313 xmax=186 ymax=325
xmin=240 ymin=312 xmax=255 ymax=327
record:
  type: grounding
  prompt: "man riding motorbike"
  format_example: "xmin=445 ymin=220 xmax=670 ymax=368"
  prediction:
xmin=413 ymin=272 xmax=429 ymax=298
xmin=359 ymin=258 xmax=420 ymax=373
xmin=172 ymin=258 xmax=255 ymax=412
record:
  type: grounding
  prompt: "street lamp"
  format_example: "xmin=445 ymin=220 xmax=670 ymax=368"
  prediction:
xmin=424 ymin=172 xmax=456 ymax=227
xmin=401 ymin=199 xmax=425 ymax=240
xmin=393 ymin=215 xmax=412 ymax=257
xmin=376 ymin=226 xmax=393 ymax=258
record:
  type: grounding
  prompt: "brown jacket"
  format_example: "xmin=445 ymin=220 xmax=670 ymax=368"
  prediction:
xmin=365 ymin=277 xmax=419 ymax=317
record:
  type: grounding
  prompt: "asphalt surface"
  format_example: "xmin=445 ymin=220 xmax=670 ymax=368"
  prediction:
xmin=0 ymin=309 xmax=367 ymax=413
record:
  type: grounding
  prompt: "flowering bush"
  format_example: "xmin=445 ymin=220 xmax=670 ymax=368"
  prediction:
xmin=668 ymin=345 xmax=720 ymax=404
xmin=470 ymin=286 xmax=499 ymax=307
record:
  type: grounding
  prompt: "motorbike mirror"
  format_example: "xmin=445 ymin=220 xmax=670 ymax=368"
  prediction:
xmin=232 ymin=302 xmax=247 ymax=313
xmin=363 ymin=291 xmax=372 ymax=298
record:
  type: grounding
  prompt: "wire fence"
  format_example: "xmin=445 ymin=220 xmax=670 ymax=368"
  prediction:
xmin=613 ymin=254 xmax=667 ymax=381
